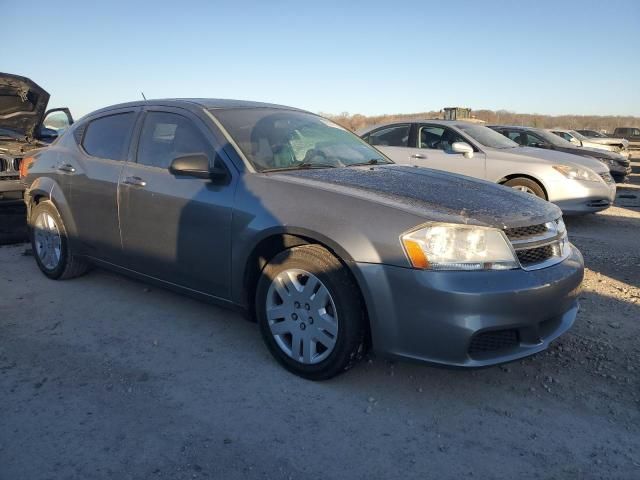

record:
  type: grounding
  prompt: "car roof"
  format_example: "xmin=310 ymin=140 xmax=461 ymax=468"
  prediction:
xmin=85 ymin=98 xmax=305 ymax=117
xmin=358 ymin=119 xmax=478 ymax=135
xmin=488 ymin=125 xmax=543 ymax=132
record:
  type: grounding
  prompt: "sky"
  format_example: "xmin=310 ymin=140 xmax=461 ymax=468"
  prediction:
xmin=3 ymin=0 xmax=639 ymax=118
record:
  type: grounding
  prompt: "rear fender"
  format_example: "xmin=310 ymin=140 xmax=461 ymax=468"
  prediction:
xmin=26 ymin=176 xmax=78 ymax=239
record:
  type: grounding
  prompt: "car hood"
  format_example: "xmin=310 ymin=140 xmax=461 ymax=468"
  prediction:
xmin=587 ymin=137 xmax=629 ymax=147
xmin=271 ymin=165 xmax=560 ymax=228
xmin=485 ymin=146 xmax=609 ymax=172
xmin=0 ymin=72 xmax=50 ymax=139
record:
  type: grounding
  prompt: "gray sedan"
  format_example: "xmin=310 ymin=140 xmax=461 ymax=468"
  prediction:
xmin=360 ymin=120 xmax=616 ymax=214
xmin=22 ymin=99 xmax=584 ymax=379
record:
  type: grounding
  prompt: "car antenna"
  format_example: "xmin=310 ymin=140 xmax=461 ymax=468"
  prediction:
xmin=141 ymin=91 xmax=147 ymax=100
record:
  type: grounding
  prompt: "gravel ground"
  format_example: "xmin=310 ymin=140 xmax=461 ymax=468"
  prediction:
xmin=1 ymin=163 xmax=639 ymax=480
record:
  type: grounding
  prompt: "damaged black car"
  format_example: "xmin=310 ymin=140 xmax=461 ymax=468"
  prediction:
xmin=0 ymin=72 xmax=73 ymax=201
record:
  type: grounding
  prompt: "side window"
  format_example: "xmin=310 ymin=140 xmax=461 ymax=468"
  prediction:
xmin=368 ymin=125 xmax=410 ymax=147
xmin=137 ymin=112 xmax=212 ymax=169
xmin=505 ymin=130 xmax=524 ymax=145
xmin=526 ymin=133 xmax=545 ymax=146
xmin=82 ymin=112 xmax=135 ymax=160
xmin=82 ymin=113 xmax=135 ymax=161
xmin=419 ymin=126 xmax=465 ymax=151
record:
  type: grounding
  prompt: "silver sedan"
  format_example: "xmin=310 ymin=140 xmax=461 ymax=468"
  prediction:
xmin=360 ymin=120 xmax=616 ymax=215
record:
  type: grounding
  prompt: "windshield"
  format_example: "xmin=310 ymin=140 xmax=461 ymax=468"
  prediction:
xmin=533 ymin=129 xmax=576 ymax=147
xmin=212 ymin=108 xmax=391 ymax=171
xmin=456 ymin=124 xmax=519 ymax=149
xmin=569 ymin=130 xmax=589 ymax=142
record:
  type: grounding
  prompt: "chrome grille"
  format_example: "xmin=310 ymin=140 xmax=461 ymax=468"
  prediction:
xmin=504 ymin=218 xmax=569 ymax=270
xmin=599 ymin=172 xmax=614 ymax=185
xmin=516 ymin=245 xmax=555 ymax=266
xmin=504 ymin=223 xmax=547 ymax=239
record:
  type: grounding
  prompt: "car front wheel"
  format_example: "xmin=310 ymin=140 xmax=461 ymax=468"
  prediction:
xmin=255 ymin=245 xmax=366 ymax=380
xmin=503 ymin=177 xmax=546 ymax=199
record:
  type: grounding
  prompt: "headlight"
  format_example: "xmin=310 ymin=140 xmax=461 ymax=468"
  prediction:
xmin=401 ymin=224 xmax=518 ymax=271
xmin=553 ymin=165 xmax=601 ymax=182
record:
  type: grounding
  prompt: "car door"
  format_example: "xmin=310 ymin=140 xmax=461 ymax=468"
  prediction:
xmin=362 ymin=124 xmax=415 ymax=163
xmin=70 ymin=108 xmax=139 ymax=262
xmin=118 ymin=107 xmax=235 ymax=299
xmin=409 ymin=124 xmax=485 ymax=178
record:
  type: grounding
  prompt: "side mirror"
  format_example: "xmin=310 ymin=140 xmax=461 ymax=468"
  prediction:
xmin=569 ymin=137 xmax=581 ymax=146
xmin=169 ymin=153 xmax=228 ymax=181
xmin=38 ymin=126 xmax=59 ymax=140
xmin=451 ymin=141 xmax=474 ymax=158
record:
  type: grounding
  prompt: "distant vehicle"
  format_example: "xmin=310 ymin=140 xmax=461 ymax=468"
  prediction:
xmin=360 ymin=120 xmax=615 ymax=214
xmin=0 ymin=72 xmax=73 ymax=201
xmin=574 ymin=130 xmax=630 ymax=157
xmin=613 ymin=127 xmax=640 ymax=157
xmin=22 ymin=99 xmax=584 ymax=379
xmin=489 ymin=125 xmax=631 ymax=183
xmin=550 ymin=129 xmax=630 ymax=159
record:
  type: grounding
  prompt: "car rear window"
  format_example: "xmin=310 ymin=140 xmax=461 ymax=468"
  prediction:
xmin=82 ymin=112 xmax=135 ymax=161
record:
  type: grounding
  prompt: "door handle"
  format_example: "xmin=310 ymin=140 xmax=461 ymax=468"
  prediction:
xmin=57 ymin=163 xmax=76 ymax=173
xmin=122 ymin=176 xmax=147 ymax=187
xmin=410 ymin=154 xmax=426 ymax=159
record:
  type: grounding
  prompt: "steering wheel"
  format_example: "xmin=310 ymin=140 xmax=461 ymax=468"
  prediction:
xmin=299 ymin=149 xmax=344 ymax=167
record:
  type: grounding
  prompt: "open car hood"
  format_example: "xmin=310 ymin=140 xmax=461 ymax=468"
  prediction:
xmin=0 ymin=72 xmax=50 ymax=139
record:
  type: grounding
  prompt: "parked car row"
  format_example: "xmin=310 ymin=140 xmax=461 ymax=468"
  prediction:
xmin=551 ymin=128 xmax=630 ymax=158
xmin=488 ymin=125 xmax=631 ymax=182
xmin=20 ymin=98 xmax=585 ymax=379
xmin=359 ymin=120 xmax=617 ymax=214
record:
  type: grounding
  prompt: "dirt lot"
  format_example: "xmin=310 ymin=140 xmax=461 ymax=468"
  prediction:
xmin=1 ymin=163 xmax=639 ymax=480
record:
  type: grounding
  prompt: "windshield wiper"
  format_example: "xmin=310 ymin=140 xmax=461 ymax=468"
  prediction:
xmin=262 ymin=163 xmax=337 ymax=172
xmin=346 ymin=158 xmax=391 ymax=167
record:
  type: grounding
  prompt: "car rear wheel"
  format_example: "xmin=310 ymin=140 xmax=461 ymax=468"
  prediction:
xmin=30 ymin=200 xmax=89 ymax=280
xmin=503 ymin=177 xmax=546 ymax=199
xmin=255 ymin=245 xmax=365 ymax=380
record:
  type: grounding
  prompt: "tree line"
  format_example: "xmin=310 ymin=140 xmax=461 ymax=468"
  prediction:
xmin=323 ymin=110 xmax=640 ymax=134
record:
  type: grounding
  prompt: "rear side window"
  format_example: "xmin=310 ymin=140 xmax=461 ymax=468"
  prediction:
xmin=82 ymin=113 xmax=135 ymax=161
xmin=136 ymin=112 xmax=212 ymax=169
xmin=367 ymin=124 xmax=410 ymax=147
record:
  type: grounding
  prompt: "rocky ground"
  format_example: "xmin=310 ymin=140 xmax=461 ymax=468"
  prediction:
xmin=0 ymin=162 xmax=639 ymax=480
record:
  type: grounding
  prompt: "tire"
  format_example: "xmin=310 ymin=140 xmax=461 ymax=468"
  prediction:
xmin=29 ymin=200 xmax=89 ymax=280
xmin=255 ymin=244 xmax=366 ymax=380
xmin=503 ymin=177 xmax=546 ymax=199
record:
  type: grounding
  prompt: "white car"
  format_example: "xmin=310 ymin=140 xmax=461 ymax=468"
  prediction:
xmin=551 ymin=129 xmax=630 ymax=159
xmin=359 ymin=120 xmax=616 ymax=215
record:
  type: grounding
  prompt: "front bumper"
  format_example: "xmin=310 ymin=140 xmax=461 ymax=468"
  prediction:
xmin=547 ymin=178 xmax=616 ymax=215
xmin=356 ymin=246 xmax=584 ymax=367
xmin=0 ymin=178 xmax=25 ymax=196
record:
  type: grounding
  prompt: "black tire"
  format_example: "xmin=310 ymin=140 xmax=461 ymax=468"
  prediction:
xmin=29 ymin=200 xmax=90 ymax=280
xmin=503 ymin=177 xmax=546 ymax=199
xmin=255 ymin=244 xmax=366 ymax=380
